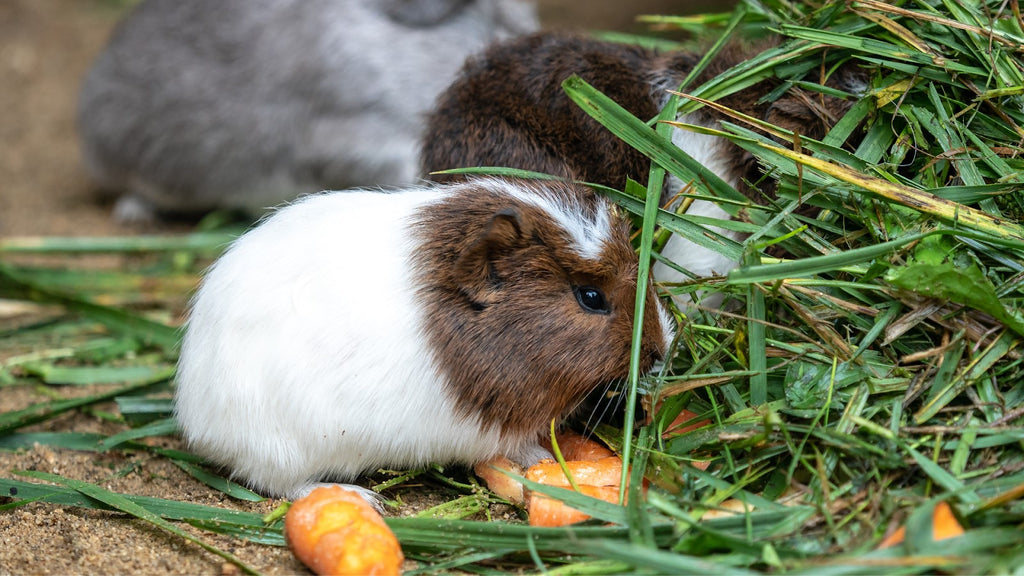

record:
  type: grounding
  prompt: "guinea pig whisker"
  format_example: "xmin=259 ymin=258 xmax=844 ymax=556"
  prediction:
xmin=577 ymin=378 xmax=627 ymax=434
xmin=568 ymin=384 xmax=606 ymax=433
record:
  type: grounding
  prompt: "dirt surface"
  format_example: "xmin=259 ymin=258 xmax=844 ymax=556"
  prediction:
xmin=0 ymin=1 xmax=718 ymax=574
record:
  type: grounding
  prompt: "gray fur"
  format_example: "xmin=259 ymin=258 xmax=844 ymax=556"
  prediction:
xmin=77 ymin=0 xmax=537 ymax=221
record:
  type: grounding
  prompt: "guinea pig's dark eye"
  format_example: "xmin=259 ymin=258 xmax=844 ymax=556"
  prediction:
xmin=574 ymin=285 xmax=610 ymax=315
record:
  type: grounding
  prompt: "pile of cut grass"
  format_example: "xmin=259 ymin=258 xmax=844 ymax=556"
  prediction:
xmin=2 ymin=0 xmax=1023 ymax=573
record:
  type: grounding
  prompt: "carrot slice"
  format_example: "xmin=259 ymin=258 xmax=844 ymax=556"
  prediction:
xmin=544 ymin=429 xmax=615 ymax=461
xmin=473 ymin=456 xmax=526 ymax=504
xmin=663 ymin=408 xmax=711 ymax=437
xmin=527 ymin=484 xmax=622 ymax=527
xmin=525 ymin=457 xmax=624 ymax=489
xmin=523 ymin=456 xmax=631 ymax=527
xmin=878 ymin=501 xmax=965 ymax=549
xmin=931 ymin=501 xmax=966 ymax=540
xmin=474 ymin=433 xmax=635 ymax=527
xmin=285 ymin=485 xmax=404 ymax=575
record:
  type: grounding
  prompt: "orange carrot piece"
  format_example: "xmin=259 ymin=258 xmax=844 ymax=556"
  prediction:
xmin=701 ymin=498 xmax=754 ymax=520
xmin=878 ymin=502 xmax=965 ymax=549
xmin=474 ymin=456 xmax=526 ymax=504
xmin=663 ymin=408 xmax=711 ymax=437
xmin=877 ymin=525 xmax=906 ymax=549
xmin=691 ymin=460 xmax=712 ymax=471
xmin=525 ymin=456 xmax=624 ymax=488
xmin=658 ymin=408 xmax=713 ymax=472
xmin=932 ymin=501 xmax=966 ymax=540
xmin=285 ymin=485 xmax=404 ymax=575
xmin=528 ymin=484 xmax=622 ymax=527
xmin=545 ymin=429 xmax=615 ymax=461
xmin=524 ymin=456 xmax=632 ymax=526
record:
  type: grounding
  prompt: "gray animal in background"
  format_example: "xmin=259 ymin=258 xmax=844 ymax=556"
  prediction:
xmin=77 ymin=0 xmax=537 ymax=222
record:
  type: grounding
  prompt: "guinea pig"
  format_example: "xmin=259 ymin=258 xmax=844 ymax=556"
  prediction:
xmin=174 ymin=176 xmax=675 ymax=501
xmin=420 ymin=31 xmax=864 ymax=304
xmin=77 ymin=0 xmax=538 ymax=223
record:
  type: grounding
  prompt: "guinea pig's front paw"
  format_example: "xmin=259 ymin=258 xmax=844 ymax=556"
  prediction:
xmin=112 ymin=194 xmax=160 ymax=225
xmin=508 ymin=442 xmax=554 ymax=469
xmin=291 ymin=482 xmax=385 ymax=513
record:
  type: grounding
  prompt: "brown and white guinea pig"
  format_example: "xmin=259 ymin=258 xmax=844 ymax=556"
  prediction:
xmin=420 ymin=31 xmax=864 ymax=305
xmin=174 ymin=177 xmax=674 ymax=501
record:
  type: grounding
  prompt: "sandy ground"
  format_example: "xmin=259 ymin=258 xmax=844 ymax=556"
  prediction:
xmin=0 ymin=1 xmax=718 ymax=574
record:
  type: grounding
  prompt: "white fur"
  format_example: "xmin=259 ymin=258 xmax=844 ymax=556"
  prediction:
xmin=175 ymin=186 xmax=513 ymax=499
xmin=500 ymin=180 xmax=613 ymax=260
xmin=656 ymin=293 xmax=677 ymax=352
xmin=655 ymin=114 xmax=746 ymax=306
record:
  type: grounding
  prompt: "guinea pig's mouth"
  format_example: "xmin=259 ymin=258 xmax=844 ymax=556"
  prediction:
xmin=566 ymin=350 xmax=671 ymax=430
xmin=567 ymin=377 xmax=642 ymax=431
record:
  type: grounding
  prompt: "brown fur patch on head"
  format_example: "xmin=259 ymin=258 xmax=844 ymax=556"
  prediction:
xmin=412 ymin=178 xmax=670 ymax=439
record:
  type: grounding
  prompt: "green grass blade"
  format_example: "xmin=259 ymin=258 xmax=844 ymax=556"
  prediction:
xmin=0 ymin=432 xmax=107 ymax=451
xmin=575 ymin=539 xmax=760 ymax=575
xmin=0 ymin=264 xmax=181 ymax=350
xmin=0 ymin=232 xmax=239 ymax=254
xmin=19 ymin=363 xmax=175 ymax=386
xmin=750 ymin=141 xmax=1024 ymax=241
xmin=170 ymin=460 xmax=266 ymax=502
xmin=99 ymin=417 xmax=179 ymax=452
xmin=0 ymin=377 xmax=170 ymax=435
xmin=561 ymin=75 xmax=748 ymax=209
xmin=13 ymin=471 xmax=261 ymax=574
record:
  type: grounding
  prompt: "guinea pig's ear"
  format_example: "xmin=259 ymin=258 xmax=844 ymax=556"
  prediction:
xmin=455 ymin=207 xmax=532 ymax=307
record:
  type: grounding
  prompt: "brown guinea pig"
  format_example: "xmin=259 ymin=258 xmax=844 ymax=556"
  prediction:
xmin=420 ymin=31 xmax=864 ymax=304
